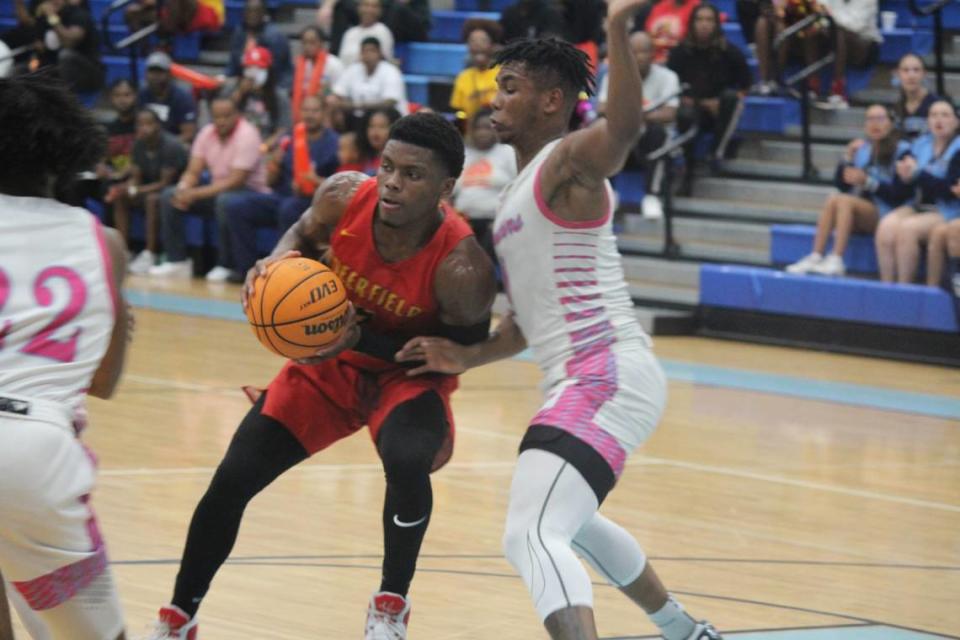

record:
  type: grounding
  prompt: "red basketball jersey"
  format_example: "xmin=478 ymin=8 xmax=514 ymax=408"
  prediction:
xmin=328 ymin=178 xmax=473 ymax=371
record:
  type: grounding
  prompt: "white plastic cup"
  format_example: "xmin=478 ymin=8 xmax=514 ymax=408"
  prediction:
xmin=881 ymin=11 xmax=898 ymax=32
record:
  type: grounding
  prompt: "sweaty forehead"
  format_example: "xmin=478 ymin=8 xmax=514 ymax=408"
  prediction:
xmin=383 ymin=140 xmax=438 ymax=169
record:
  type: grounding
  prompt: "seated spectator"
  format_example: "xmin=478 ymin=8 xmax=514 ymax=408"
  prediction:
xmin=812 ymin=0 xmax=881 ymax=109
xmin=139 ymin=51 xmax=198 ymax=145
xmin=895 ymin=53 xmax=940 ymax=140
xmin=316 ymin=0 xmax=357 ymax=54
xmin=668 ymin=3 xmax=751 ymax=183
xmin=97 ymin=79 xmax=139 ymax=204
xmin=927 ymin=217 xmax=960 ymax=291
xmin=599 ymin=30 xmax=681 ymax=219
xmin=336 ymin=130 xmax=365 ymax=171
xmin=225 ymin=95 xmax=340 ymax=276
xmin=292 ymin=26 xmax=345 ymax=123
xmin=358 ymin=105 xmax=400 ymax=174
xmin=753 ymin=0 xmax=820 ymax=96
xmin=126 ymin=0 xmax=224 ymax=36
xmin=499 ymin=0 xmax=564 ymax=43
xmin=221 ymin=46 xmax=292 ymax=151
xmin=646 ymin=0 xmax=700 ymax=64
xmin=330 ymin=37 xmax=408 ymax=125
xmin=876 ymin=99 xmax=960 ymax=284
xmin=2 ymin=0 xmax=42 ymax=66
xmin=226 ymin=0 xmax=292 ymax=89
xmin=787 ymin=105 xmax=911 ymax=276
xmin=452 ymin=108 xmax=517 ymax=261
xmin=30 ymin=0 xmax=104 ymax=93
xmin=115 ymin=108 xmax=189 ymax=274
xmin=381 ymin=0 xmax=431 ymax=44
xmin=450 ymin=19 xmax=502 ymax=123
xmin=150 ymin=97 xmax=270 ymax=280
xmin=338 ymin=0 xmax=394 ymax=67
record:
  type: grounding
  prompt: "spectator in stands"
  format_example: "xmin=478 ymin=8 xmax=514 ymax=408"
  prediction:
xmin=116 ymin=108 xmax=190 ymax=274
xmin=646 ymin=0 xmax=700 ymax=64
xmin=292 ymin=26 xmax=344 ymax=123
xmin=97 ymin=79 xmax=139 ymax=205
xmin=226 ymin=0 xmax=292 ymax=89
xmin=752 ymin=0 xmax=823 ymax=96
xmin=336 ymin=130 xmax=365 ymax=171
xmin=337 ymin=0 xmax=394 ymax=67
xmin=150 ymin=97 xmax=270 ymax=280
xmin=357 ymin=105 xmax=400 ymax=174
xmin=812 ymin=0 xmax=881 ymax=109
xmin=787 ymin=104 xmax=911 ymax=276
xmin=876 ymin=99 xmax=960 ymax=284
xmin=330 ymin=37 xmax=408 ymax=125
xmin=221 ymin=45 xmax=292 ymax=151
xmin=126 ymin=0 xmax=225 ymax=37
xmin=499 ymin=0 xmax=565 ymax=43
xmin=599 ymin=30 xmax=681 ymax=219
xmin=30 ymin=0 xmax=104 ymax=93
xmin=451 ymin=19 xmax=503 ymax=123
xmin=453 ymin=108 xmax=517 ymax=260
xmin=895 ymin=53 xmax=940 ymax=140
xmin=317 ymin=0 xmax=427 ymax=53
xmin=669 ymin=3 xmax=751 ymax=185
xmin=139 ymin=51 xmax=198 ymax=145
xmin=559 ymin=0 xmax=606 ymax=70
xmin=225 ymin=95 xmax=340 ymax=276
xmin=927 ymin=217 xmax=960 ymax=292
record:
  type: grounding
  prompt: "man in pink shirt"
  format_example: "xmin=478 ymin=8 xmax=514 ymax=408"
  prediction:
xmin=150 ymin=97 xmax=270 ymax=281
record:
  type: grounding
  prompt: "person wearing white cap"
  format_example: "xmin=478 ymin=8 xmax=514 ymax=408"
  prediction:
xmin=138 ymin=51 xmax=198 ymax=145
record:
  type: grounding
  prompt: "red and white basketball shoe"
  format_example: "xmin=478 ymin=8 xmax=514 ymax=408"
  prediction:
xmin=364 ymin=591 xmax=410 ymax=640
xmin=141 ymin=605 xmax=198 ymax=640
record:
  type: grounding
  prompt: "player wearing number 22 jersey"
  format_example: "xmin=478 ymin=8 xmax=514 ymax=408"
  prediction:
xmin=0 ymin=75 xmax=132 ymax=640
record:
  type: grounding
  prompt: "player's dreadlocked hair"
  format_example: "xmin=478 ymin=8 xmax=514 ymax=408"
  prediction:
xmin=0 ymin=71 xmax=105 ymax=198
xmin=388 ymin=112 xmax=466 ymax=179
xmin=494 ymin=37 xmax=596 ymax=104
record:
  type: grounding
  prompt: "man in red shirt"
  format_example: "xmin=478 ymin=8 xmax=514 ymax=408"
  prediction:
xmin=645 ymin=0 xmax=701 ymax=63
xmin=144 ymin=113 xmax=497 ymax=640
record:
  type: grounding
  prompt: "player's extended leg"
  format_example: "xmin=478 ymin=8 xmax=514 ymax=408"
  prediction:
xmin=147 ymin=394 xmax=309 ymax=639
xmin=365 ymin=391 xmax=447 ymax=640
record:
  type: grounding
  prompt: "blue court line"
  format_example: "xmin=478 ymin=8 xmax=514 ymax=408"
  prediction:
xmin=125 ymin=288 xmax=960 ymax=421
xmin=703 ymin=626 xmax=950 ymax=640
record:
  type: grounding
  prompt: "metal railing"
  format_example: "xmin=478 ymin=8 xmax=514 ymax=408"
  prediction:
xmin=100 ymin=0 xmax=162 ymax=87
xmin=908 ymin=0 xmax=953 ymax=96
xmin=773 ymin=12 xmax=836 ymax=181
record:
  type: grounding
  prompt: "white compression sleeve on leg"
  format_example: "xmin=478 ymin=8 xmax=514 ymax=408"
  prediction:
xmin=572 ymin=513 xmax=647 ymax=588
xmin=502 ymin=449 xmax=601 ymax=621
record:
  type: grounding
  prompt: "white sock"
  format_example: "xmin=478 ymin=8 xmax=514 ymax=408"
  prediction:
xmin=649 ymin=596 xmax=696 ymax=640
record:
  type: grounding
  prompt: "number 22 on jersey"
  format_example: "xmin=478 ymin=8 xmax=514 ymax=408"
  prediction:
xmin=0 ymin=266 xmax=88 ymax=364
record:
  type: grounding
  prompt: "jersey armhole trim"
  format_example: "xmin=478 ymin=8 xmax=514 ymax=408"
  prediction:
xmin=91 ymin=216 xmax=119 ymax=318
xmin=533 ymin=163 xmax=612 ymax=230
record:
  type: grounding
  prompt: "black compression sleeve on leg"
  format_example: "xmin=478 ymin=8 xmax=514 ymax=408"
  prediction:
xmin=353 ymin=317 xmax=491 ymax=364
xmin=376 ymin=391 xmax=448 ymax=596
xmin=171 ymin=394 xmax=309 ymax=616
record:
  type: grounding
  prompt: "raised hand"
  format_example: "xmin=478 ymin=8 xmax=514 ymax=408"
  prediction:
xmin=241 ymin=249 xmax=302 ymax=308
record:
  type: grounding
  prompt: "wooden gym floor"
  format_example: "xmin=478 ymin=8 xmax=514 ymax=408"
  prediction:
xmin=9 ymin=277 xmax=960 ymax=639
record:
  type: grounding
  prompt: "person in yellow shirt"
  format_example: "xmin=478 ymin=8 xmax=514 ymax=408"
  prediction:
xmin=450 ymin=19 xmax=501 ymax=122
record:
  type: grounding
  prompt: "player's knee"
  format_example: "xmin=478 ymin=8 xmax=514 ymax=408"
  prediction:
xmin=501 ymin=517 xmax=529 ymax=570
xmin=381 ymin=446 xmax=432 ymax=487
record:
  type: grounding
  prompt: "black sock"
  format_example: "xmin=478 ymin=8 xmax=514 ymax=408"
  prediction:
xmin=376 ymin=392 xmax=446 ymax=597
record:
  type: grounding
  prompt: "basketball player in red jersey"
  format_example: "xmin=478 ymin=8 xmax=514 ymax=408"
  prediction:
xmin=145 ymin=112 xmax=497 ymax=640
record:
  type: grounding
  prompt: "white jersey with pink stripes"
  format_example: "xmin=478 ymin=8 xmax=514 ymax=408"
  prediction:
xmin=493 ymin=140 xmax=665 ymax=469
xmin=0 ymin=194 xmax=117 ymax=412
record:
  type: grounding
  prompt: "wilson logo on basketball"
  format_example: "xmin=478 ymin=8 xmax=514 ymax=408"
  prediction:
xmin=298 ymin=280 xmax=341 ymax=311
xmin=304 ymin=313 xmax=349 ymax=336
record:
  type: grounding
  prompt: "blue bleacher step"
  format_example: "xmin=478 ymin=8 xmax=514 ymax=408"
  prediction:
xmin=400 ymin=42 xmax=467 ymax=78
xmin=454 ymin=0 xmax=514 ymax=10
xmin=720 ymin=158 xmax=834 ymax=182
xmin=739 ymin=97 xmax=800 ymax=134
xmin=404 ymin=74 xmax=430 ymax=107
xmin=617 ymin=218 xmax=771 ymax=265
xmin=700 ymin=264 xmax=958 ymax=332
xmin=783 ymin=123 xmax=863 ymax=143
xmin=771 ymin=224 xmax=879 ymax=274
xmin=103 ymin=55 xmax=146 ymax=87
xmin=429 ymin=10 xmax=501 ymax=43
xmin=879 ymin=0 xmax=960 ymax=31
xmin=691 ymin=177 xmax=831 ymax=209
xmin=673 ymin=197 xmax=820 ymax=225
xmin=879 ymin=28 xmax=934 ymax=63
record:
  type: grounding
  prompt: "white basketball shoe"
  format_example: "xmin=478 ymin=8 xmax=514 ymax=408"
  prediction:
xmin=364 ymin=591 xmax=410 ymax=640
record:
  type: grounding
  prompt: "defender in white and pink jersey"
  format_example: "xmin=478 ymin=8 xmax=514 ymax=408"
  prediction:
xmin=397 ymin=3 xmax=722 ymax=639
xmin=0 ymin=74 xmax=131 ymax=640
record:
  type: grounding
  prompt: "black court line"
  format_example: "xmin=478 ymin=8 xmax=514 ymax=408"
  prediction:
xmin=111 ymin=553 xmax=960 ymax=572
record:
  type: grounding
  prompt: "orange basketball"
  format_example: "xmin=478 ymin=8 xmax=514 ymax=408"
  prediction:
xmin=245 ymin=257 xmax=350 ymax=359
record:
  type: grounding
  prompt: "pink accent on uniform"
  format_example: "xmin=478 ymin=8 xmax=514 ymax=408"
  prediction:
xmin=553 ymin=255 xmax=595 ymax=260
xmin=564 ymin=307 xmax=604 ymax=323
xmin=559 ymin=293 xmax=602 ymax=304
xmin=554 ymin=267 xmax=595 ymax=273
xmin=533 ymin=164 xmax=611 ymax=229
xmin=12 ymin=548 xmax=107 ymax=610
xmin=554 ymin=242 xmax=597 ymax=248
xmin=92 ymin=217 xmax=118 ymax=317
xmin=80 ymin=495 xmax=104 ymax=548
xmin=0 ymin=268 xmax=10 ymax=348
xmin=557 ymin=280 xmax=598 ymax=288
xmin=23 ymin=267 xmax=87 ymax=363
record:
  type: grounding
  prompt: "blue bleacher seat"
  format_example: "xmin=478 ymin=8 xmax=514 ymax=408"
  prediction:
xmin=454 ymin=0 xmax=514 ymax=10
xmin=879 ymin=28 xmax=933 ymax=63
xmin=429 ymin=10 xmax=501 ymax=42
xmin=225 ymin=0 xmax=244 ymax=29
xmin=401 ymin=43 xmax=467 ymax=78
xmin=404 ymin=74 xmax=430 ymax=107
xmin=700 ymin=264 xmax=958 ymax=332
xmin=771 ymin=224 xmax=880 ymax=274
xmin=880 ymin=0 xmax=960 ymax=31
xmin=738 ymin=97 xmax=800 ymax=134
xmin=611 ymin=171 xmax=646 ymax=207
xmin=722 ymin=23 xmax=748 ymax=56
xmin=0 ymin=16 xmax=16 ymax=29
xmin=172 ymin=33 xmax=202 ymax=62
xmin=103 ymin=54 xmax=146 ymax=87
